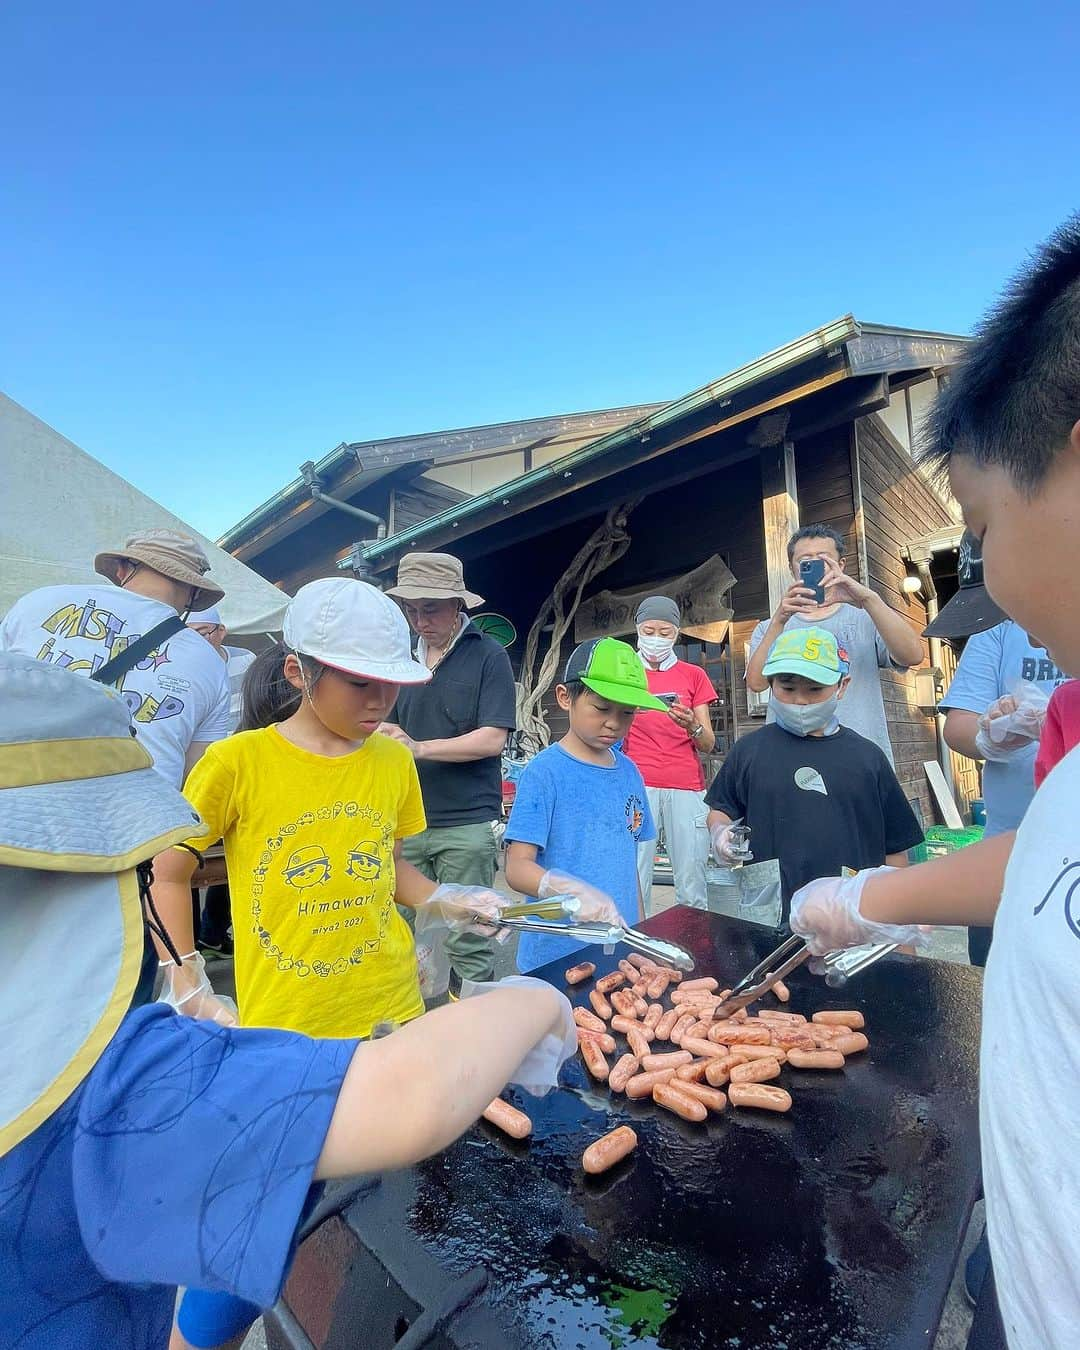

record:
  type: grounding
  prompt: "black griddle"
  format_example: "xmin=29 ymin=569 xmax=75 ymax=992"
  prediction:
xmin=268 ymin=908 xmax=983 ymax=1350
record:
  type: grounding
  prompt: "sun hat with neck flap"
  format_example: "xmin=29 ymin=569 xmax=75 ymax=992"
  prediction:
xmin=94 ymin=527 xmax=226 ymax=611
xmin=385 ymin=552 xmax=484 ymax=608
xmin=0 ymin=652 xmax=205 ymax=1155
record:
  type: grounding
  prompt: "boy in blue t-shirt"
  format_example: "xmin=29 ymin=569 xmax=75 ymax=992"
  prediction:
xmin=505 ymin=637 xmax=662 ymax=971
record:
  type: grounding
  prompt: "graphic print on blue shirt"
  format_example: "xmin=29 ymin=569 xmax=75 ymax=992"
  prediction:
xmin=505 ymin=744 xmax=655 ymax=972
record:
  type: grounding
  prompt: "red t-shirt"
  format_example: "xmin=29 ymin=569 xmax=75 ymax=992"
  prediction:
xmin=622 ymin=660 xmax=717 ymax=791
xmin=1035 ymin=679 xmax=1080 ymax=788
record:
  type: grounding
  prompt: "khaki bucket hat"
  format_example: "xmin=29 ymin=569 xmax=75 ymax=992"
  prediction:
xmin=385 ymin=552 xmax=484 ymax=608
xmin=95 ymin=527 xmax=226 ymax=610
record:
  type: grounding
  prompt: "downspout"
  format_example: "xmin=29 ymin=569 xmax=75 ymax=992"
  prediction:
xmin=299 ymin=461 xmax=387 ymax=532
xmin=916 ymin=559 xmax=959 ymax=805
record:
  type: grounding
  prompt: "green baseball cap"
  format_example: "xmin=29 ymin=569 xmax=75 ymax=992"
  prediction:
xmin=563 ymin=637 xmax=669 ymax=711
xmin=762 ymin=627 xmax=845 ymax=685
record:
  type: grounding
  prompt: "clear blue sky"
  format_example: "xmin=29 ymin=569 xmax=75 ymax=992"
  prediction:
xmin=3 ymin=2 xmax=1077 ymax=540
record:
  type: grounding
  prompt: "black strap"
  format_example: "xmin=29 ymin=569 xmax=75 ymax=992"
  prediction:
xmin=90 ymin=615 xmax=186 ymax=688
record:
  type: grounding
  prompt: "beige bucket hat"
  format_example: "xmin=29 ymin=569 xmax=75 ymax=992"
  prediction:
xmin=95 ymin=527 xmax=226 ymax=610
xmin=385 ymin=552 xmax=483 ymax=608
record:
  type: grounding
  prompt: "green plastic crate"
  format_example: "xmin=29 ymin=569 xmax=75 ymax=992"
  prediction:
xmin=911 ymin=824 xmax=985 ymax=863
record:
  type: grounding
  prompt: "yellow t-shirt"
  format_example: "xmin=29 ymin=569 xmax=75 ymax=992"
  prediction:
xmin=183 ymin=725 xmax=426 ymax=1038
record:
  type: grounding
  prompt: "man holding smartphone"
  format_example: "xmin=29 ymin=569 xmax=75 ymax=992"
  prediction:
xmin=745 ymin=524 xmax=924 ymax=762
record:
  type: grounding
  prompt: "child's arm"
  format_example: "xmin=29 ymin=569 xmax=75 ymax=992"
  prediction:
xmin=792 ymin=831 xmax=1015 ymax=952
xmin=149 ymin=845 xmax=200 ymax=961
xmin=392 ymin=843 xmax=440 ymax=909
xmin=504 ymin=840 xmax=545 ymax=898
xmin=316 ymin=981 xmax=568 ymax=1178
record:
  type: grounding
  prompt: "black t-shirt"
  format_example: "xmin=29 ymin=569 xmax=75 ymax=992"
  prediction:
xmin=390 ymin=623 xmax=517 ymax=827
xmin=704 ymin=724 xmax=924 ymax=904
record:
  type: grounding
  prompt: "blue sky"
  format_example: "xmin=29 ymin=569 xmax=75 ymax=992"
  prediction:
xmin=3 ymin=2 xmax=1077 ymax=540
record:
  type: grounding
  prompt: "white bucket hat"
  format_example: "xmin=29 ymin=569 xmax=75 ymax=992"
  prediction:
xmin=283 ymin=578 xmax=432 ymax=684
xmin=0 ymin=654 xmax=204 ymax=1155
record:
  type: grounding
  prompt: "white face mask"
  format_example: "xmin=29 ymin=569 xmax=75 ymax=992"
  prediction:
xmin=638 ymin=634 xmax=676 ymax=664
xmin=772 ymin=692 xmax=840 ymax=737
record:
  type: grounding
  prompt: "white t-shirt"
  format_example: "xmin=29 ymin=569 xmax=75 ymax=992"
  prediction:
xmin=223 ymin=645 xmax=256 ymax=731
xmin=0 ymin=584 xmax=231 ymax=787
xmin=981 ymin=741 xmax=1080 ymax=1348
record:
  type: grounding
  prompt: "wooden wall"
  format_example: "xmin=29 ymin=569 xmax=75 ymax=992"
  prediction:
xmin=853 ymin=413 xmax=954 ymax=823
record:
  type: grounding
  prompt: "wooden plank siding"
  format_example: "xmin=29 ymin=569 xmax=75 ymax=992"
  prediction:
xmin=853 ymin=412 xmax=955 ymax=822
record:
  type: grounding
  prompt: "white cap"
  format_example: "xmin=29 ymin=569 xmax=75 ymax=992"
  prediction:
xmin=283 ymin=578 xmax=432 ymax=685
xmin=188 ymin=606 xmax=223 ymax=625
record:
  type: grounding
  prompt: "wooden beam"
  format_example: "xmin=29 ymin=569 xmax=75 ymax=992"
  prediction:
xmin=760 ymin=439 xmax=800 ymax=612
xmin=849 ymin=423 xmax=869 ymax=586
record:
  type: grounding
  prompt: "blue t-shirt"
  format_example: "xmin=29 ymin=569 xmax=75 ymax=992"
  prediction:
xmin=0 ymin=1005 xmax=357 ymax=1350
xmin=505 ymin=743 xmax=655 ymax=972
xmin=940 ymin=622 xmax=1066 ymax=836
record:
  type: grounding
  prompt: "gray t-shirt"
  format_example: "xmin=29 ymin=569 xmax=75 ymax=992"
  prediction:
xmin=749 ymin=604 xmax=903 ymax=763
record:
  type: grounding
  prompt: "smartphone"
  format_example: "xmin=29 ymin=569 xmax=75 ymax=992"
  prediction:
xmin=799 ymin=557 xmax=826 ymax=605
xmin=656 ymin=692 xmax=680 ymax=707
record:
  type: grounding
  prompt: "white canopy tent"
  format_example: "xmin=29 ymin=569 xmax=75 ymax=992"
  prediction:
xmin=0 ymin=393 xmax=289 ymax=634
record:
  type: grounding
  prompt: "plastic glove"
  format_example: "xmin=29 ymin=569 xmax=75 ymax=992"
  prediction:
xmin=789 ymin=868 xmax=931 ymax=957
xmin=709 ymin=820 xmax=753 ymax=867
xmin=460 ymin=974 xmax=577 ymax=1096
xmin=418 ymin=883 xmax=510 ymax=936
xmin=537 ymin=869 xmax=626 ymax=928
xmin=158 ymin=952 xmax=239 ymax=1026
xmin=975 ymin=684 xmax=1050 ymax=760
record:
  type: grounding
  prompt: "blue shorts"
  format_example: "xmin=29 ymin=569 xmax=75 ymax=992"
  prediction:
xmin=177 ymin=1288 xmax=262 ymax=1347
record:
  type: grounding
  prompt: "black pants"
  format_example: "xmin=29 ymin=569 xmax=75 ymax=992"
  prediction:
xmin=967 ymin=1266 xmax=1008 ymax=1349
xmin=200 ymin=883 xmax=232 ymax=945
xmin=968 ymin=925 xmax=993 ymax=968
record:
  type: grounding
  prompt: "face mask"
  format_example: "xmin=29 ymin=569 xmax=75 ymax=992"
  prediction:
xmin=638 ymin=635 xmax=676 ymax=663
xmin=772 ymin=693 xmax=840 ymax=737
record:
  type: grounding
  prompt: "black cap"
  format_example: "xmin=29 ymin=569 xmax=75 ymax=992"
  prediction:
xmin=923 ymin=531 xmax=1007 ymax=639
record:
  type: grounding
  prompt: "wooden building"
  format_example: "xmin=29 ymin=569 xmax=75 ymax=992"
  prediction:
xmin=222 ymin=317 xmax=973 ymax=825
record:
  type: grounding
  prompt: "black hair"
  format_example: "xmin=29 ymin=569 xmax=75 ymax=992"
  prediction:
xmin=239 ymin=641 xmax=325 ymax=731
xmin=560 ymin=678 xmax=588 ymax=703
xmin=786 ymin=523 xmax=847 ymax=564
xmin=920 ymin=215 xmax=1080 ymax=492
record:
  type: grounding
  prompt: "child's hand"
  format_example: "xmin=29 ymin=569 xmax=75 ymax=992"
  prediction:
xmin=158 ymin=952 xmax=239 ymax=1026
xmin=790 ymin=868 xmax=929 ymax=956
xmin=538 ymin=869 xmax=626 ymax=928
xmin=422 ymin=884 xmax=509 ymax=935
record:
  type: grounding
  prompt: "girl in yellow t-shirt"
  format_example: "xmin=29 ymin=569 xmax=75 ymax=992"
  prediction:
xmin=151 ymin=578 xmax=509 ymax=1041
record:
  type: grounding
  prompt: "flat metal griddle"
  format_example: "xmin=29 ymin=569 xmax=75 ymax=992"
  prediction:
xmin=271 ymin=908 xmax=983 ymax=1350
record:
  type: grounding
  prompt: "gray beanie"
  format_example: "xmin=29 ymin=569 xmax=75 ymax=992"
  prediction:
xmin=635 ymin=595 xmax=681 ymax=628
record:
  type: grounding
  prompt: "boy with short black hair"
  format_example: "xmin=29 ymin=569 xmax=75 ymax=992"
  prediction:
xmin=790 ymin=215 xmax=1080 ymax=1349
xmin=706 ymin=627 xmax=922 ymax=914
xmin=504 ymin=637 xmax=663 ymax=971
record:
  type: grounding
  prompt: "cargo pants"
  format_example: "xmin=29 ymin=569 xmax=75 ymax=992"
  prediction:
xmin=402 ymin=821 xmax=499 ymax=982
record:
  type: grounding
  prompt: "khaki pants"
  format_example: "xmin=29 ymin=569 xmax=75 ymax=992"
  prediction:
xmin=402 ymin=822 xmax=499 ymax=982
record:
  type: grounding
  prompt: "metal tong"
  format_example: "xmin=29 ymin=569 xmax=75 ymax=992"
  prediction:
xmin=714 ymin=934 xmax=898 ymax=1017
xmin=490 ymin=897 xmax=696 ymax=972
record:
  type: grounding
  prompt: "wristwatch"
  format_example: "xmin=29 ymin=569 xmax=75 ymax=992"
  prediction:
xmin=689 ymin=723 xmax=703 ymax=739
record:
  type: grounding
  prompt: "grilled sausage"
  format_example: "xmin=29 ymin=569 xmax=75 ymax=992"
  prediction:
xmin=625 ymin=1067 xmax=678 ymax=1099
xmin=767 ymin=1026 xmax=816 ymax=1051
xmin=675 ymin=1079 xmax=728 ymax=1113
xmin=729 ymin=1043 xmax=787 ymax=1063
xmin=578 ymin=1028 xmax=617 ymax=1055
xmin=786 ymin=1048 xmax=846 ymax=1070
xmin=641 ymin=1050 xmax=693 ymax=1072
xmin=729 ymin=1057 xmax=782 ymax=1085
xmin=653 ymin=1082 xmax=708 ymax=1122
xmin=812 ymin=1010 xmax=865 ymax=1030
xmin=646 ymin=972 xmax=672 ymax=1000
xmin=610 ymin=991 xmax=639 ymax=1019
xmin=643 ymin=1003 xmax=664 ymax=1030
xmin=675 ymin=1059 xmax=711 ymax=1083
xmin=678 ymin=1036 xmax=729 ymax=1060
xmin=757 ymin=1009 xmax=807 ymax=1024
xmin=669 ymin=1014 xmax=698 ymax=1045
xmin=573 ymin=1007 xmax=607 ymax=1034
xmin=608 ymin=1053 xmax=641 ymax=1093
xmin=708 ymin=1023 xmax=772 ymax=1045
xmin=579 ymin=1036 xmax=611 ymax=1081
xmin=612 ymin=1014 xmax=651 ymax=1039
xmin=679 ymin=976 xmax=719 ymax=993
xmin=654 ymin=1007 xmax=681 ymax=1040
xmin=482 ymin=1097 xmax=533 ymax=1139
xmin=589 ymin=990 xmax=614 ymax=1021
xmin=595 ymin=971 xmax=627 ymax=995
xmin=626 ymin=1025 xmax=653 ymax=1059
xmin=830 ymin=1031 xmax=869 ymax=1056
xmin=565 ymin=962 xmax=596 ymax=986
xmin=729 ymin=1083 xmax=792 ymax=1113
xmin=583 ymin=1125 xmax=638 ymax=1174
xmin=705 ymin=1053 xmax=745 ymax=1087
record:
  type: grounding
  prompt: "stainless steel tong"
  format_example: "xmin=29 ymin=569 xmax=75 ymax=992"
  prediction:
xmin=714 ymin=935 xmax=897 ymax=1017
xmin=489 ymin=897 xmax=695 ymax=972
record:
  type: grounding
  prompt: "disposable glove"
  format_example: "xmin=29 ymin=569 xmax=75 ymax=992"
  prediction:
xmin=460 ymin=974 xmax=577 ymax=1095
xmin=538 ymin=869 xmax=626 ymax=928
xmin=789 ymin=868 xmax=930 ymax=957
xmin=975 ymin=685 xmax=1050 ymax=761
xmin=418 ymin=883 xmax=511 ymax=935
xmin=709 ymin=820 xmax=753 ymax=867
xmin=158 ymin=951 xmax=239 ymax=1026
